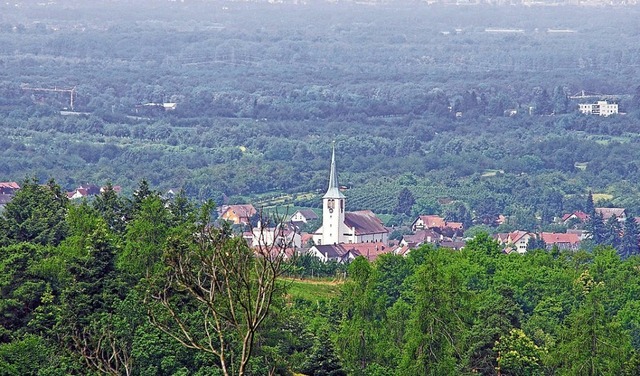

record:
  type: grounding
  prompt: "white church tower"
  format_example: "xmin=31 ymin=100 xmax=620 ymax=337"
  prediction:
xmin=317 ymin=143 xmax=347 ymax=245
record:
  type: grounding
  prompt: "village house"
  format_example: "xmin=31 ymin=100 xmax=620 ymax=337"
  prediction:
xmin=251 ymin=223 xmax=301 ymax=249
xmin=561 ymin=211 xmax=590 ymax=226
xmin=290 ymin=209 xmax=319 ymax=225
xmin=67 ymin=184 xmax=121 ymax=200
xmin=401 ymin=228 xmax=443 ymax=246
xmin=411 ymin=214 xmax=464 ymax=236
xmin=0 ymin=182 xmax=20 ymax=214
xmin=540 ymin=232 xmax=581 ymax=251
xmin=308 ymin=242 xmax=389 ymax=263
xmin=218 ymin=204 xmax=257 ymax=226
xmin=495 ymin=231 xmax=533 ymax=254
xmin=0 ymin=182 xmax=20 ymax=195
xmin=595 ymin=207 xmax=627 ymax=221
xmin=312 ymin=145 xmax=389 ymax=246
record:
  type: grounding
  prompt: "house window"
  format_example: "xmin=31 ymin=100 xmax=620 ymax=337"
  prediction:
xmin=327 ymin=199 xmax=335 ymax=212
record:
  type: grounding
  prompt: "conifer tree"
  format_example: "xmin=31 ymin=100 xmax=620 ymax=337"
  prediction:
xmin=586 ymin=191 xmax=595 ymax=217
xmin=620 ymin=217 xmax=640 ymax=259
xmin=604 ymin=215 xmax=622 ymax=249
xmin=586 ymin=212 xmax=606 ymax=245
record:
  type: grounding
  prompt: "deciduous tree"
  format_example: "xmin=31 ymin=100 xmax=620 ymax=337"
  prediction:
xmin=146 ymin=203 xmax=289 ymax=376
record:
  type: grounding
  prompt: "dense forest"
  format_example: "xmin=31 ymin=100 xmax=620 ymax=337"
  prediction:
xmin=2 ymin=1 xmax=640 ymax=230
xmin=2 ymin=179 xmax=640 ymax=375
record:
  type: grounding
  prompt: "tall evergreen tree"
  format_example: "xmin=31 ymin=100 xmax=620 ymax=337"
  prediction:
xmin=552 ymin=85 xmax=570 ymax=114
xmin=301 ymin=332 xmax=347 ymax=376
xmin=586 ymin=212 xmax=606 ymax=245
xmin=0 ymin=178 xmax=68 ymax=246
xmin=586 ymin=191 xmax=595 ymax=217
xmin=527 ymin=234 xmax=547 ymax=251
xmin=604 ymin=215 xmax=622 ymax=250
xmin=394 ymin=187 xmax=415 ymax=216
xmin=555 ymin=270 xmax=632 ymax=375
xmin=620 ymin=217 xmax=640 ymax=259
xmin=93 ymin=182 xmax=128 ymax=234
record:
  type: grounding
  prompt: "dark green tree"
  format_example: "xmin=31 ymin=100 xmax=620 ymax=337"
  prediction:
xmin=398 ymin=250 xmax=473 ymax=375
xmin=120 ymin=194 xmax=172 ymax=277
xmin=555 ymin=270 xmax=632 ymax=375
xmin=0 ymin=243 xmax=49 ymax=342
xmin=473 ymin=198 xmax=501 ymax=227
xmin=92 ymin=182 xmax=128 ymax=234
xmin=0 ymin=178 xmax=68 ymax=246
xmin=527 ymin=234 xmax=547 ymax=251
xmin=586 ymin=212 xmax=606 ymax=245
xmin=541 ymin=189 xmax=563 ymax=224
xmin=585 ymin=191 xmax=595 ymax=216
xmin=394 ymin=187 xmax=415 ymax=216
xmin=552 ymin=85 xmax=570 ymax=114
xmin=130 ymin=179 xmax=156 ymax=217
xmin=620 ymin=217 xmax=640 ymax=259
xmin=301 ymin=332 xmax=347 ymax=376
xmin=444 ymin=202 xmax=473 ymax=230
xmin=604 ymin=215 xmax=622 ymax=249
xmin=532 ymin=87 xmax=552 ymax=115
xmin=55 ymin=213 xmax=134 ymax=375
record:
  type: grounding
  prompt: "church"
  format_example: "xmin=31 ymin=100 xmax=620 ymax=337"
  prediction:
xmin=312 ymin=145 xmax=389 ymax=246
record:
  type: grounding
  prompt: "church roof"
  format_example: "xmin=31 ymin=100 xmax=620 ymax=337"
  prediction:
xmin=323 ymin=143 xmax=345 ymax=199
xmin=344 ymin=210 xmax=388 ymax=235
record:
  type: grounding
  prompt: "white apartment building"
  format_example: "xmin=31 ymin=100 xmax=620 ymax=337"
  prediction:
xmin=578 ymin=100 xmax=618 ymax=117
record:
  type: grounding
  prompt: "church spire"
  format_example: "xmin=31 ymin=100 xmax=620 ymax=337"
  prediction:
xmin=323 ymin=142 xmax=345 ymax=199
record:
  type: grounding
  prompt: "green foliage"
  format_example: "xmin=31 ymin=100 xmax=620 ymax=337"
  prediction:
xmin=494 ymin=329 xmax=545 ymax=376
xmin=0 ymin=178 xmax=68 ymax=246
xmin=301 ymin=331 xmax=347 ymax=376
xmin=3 ymin=180 xmax=640 ymax=375
xmin=394 ymin=188 xmax=415 ymax=216
xmin=119 ymin=194 xmax=172 ymax=276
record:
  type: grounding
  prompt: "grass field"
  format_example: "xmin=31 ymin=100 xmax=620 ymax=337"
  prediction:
xmin=593 ymin=193 xmax=614 ymax=202
xmin=284 ymin=278 xmax=343 ymax=302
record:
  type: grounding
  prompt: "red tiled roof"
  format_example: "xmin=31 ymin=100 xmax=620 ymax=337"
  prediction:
xmin=418 ymin=215 xmax=446 ymax=228
xmin=403 ymin=229 xmax=441 ymax=244
xmin=0 ymin=182 xmax=20 ymax=189
xmin=540 ymin=232 xmax=580 ymax=245
xmin=447 ymin=221 xmax=464 ymax=230
xmin=300 ymin=232 xmax=314 ymax=245
xmin=509 ymin=231 xmax=530 ymax=243
xmin=342 ymin=242 xmax=390 ymax=262
xmin=595 ymin=207 xmax=626 ymax=220
xmin=414 ymin=215 xmax=463 ymax=231
xmin=344 ymin=210 xmax=388 ymax=235
xmin=562 ymin=211 xmax=590 ymax=222
xmin=495 ymin=231 xmax=530 ymax=244
xmin=67 ymin=188 xmax=88 ymax=199
xmin=221 ymin=204 xmax=257 ymax=219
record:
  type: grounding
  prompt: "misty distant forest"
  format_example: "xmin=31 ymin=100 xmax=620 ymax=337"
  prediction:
xmin=1 ymin=0 xmax=640 ymax=223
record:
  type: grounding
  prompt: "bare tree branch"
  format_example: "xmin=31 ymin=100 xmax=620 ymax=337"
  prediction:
xmin=145 ymin=206 xmax=290 ymax=376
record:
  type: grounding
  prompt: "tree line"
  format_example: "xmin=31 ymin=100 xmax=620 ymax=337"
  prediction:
xmin=3 ymin=179 xmax=640 ymax=375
